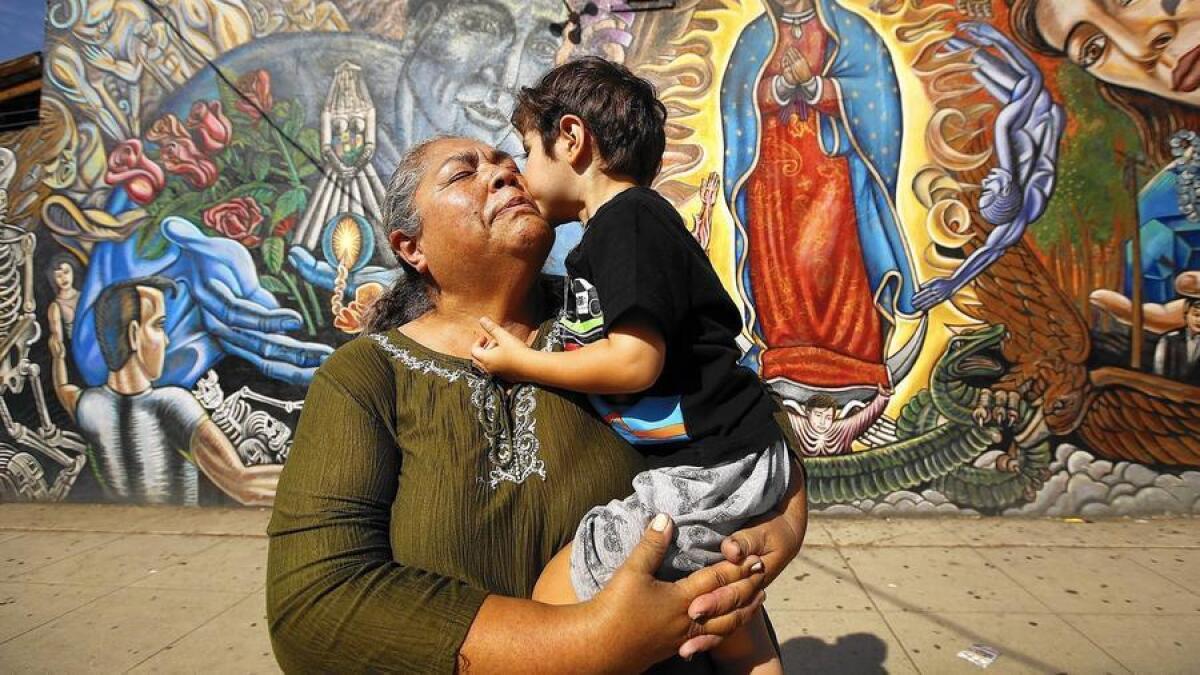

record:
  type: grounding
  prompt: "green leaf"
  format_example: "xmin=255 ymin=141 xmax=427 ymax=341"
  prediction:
xmin=298 ymin=128 xmax=321 ymax=163
xmin=273 ymin=186 xmax=309 ymax=224
xmin=260 ymin=274 xmax=289 ymax=295
xmin=263 ymin=236 xmax=285 ymax=274
xmin=251 ymin=153 xmax=271 ymax=182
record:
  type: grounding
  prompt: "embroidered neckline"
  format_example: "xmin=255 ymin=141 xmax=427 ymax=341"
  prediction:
xmin=368 ymin=327 xmax=561 ymax=488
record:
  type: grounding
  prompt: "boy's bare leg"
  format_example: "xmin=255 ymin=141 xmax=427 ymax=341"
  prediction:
xmin=532 ymin=543 xmax=579 ymax=605
xmin=710 ymin=608 xmax=782 ymax=675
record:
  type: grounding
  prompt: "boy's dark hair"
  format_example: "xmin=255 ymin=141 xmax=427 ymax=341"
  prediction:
xmin=511 ymin=56 xmax=667 ymax=187
xmin=1186 ymin=297 xmax=1200 ymax=312
xmin=94 ymin=276 xmax=176 ymax=372
xmin=805 ymin=394 xmax=839 ymax=412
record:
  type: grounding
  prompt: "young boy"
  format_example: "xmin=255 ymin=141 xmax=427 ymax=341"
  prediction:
xmin=472 ymin=57 xmax=793 ymax=673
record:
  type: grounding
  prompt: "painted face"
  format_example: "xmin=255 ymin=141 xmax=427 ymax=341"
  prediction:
xmin=41 ymin=139 xmax=78 ymax=190
xmin=403 ymin=0 xmax=563 ymax=151
xmin=410 ymin=138 xmax=552 ymax=284
xmin=133 ymin=287 xmax=170 ymax=382
xmin=809 ymin=406 xmax=835 ymax=434
xmin=53 ymin=263 xmax=74 ymax=292
xmin=1034 ymin=0 xmax=1200 ymax=107
xmin=1186 ymin=303 xmax=1200 ymax=334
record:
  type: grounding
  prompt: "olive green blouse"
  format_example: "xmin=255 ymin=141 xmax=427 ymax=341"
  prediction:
xmin=266 ymin=323 xmax=646 ymax=673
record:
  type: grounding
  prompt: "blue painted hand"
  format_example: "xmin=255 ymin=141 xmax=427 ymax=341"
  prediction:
xmin=73 ymin=217 xmax=334 ymax=388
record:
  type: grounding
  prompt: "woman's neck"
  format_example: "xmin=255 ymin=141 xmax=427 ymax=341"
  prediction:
xmin=405 ymin=280 xmax=545 ymax=359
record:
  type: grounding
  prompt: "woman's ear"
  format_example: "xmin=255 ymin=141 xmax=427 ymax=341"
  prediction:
xmin=389 ymin=230 xmax=427 ymax=274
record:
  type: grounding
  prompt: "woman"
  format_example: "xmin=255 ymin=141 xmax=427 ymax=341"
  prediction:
xmin=1008 ymin=0 xmax=1200 ymax=166
xmin=266 ymin=136 xmax=808 ymax=672
xmin=46 ymin=252 xmax=82 ymax=348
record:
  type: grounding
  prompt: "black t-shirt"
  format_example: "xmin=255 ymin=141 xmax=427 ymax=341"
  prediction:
xmin=561 ymin=187 xmax=782 ymax=460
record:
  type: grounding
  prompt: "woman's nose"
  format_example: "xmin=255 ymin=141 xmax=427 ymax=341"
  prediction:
xmin=1102 ymin=14 xmax=1176 ymax=64
xmin=490 ymin=167 xmax=520 ymax=191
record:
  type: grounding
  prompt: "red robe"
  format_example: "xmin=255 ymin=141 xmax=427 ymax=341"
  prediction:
xmin=743 ymin=15 xmax=889 ymax=389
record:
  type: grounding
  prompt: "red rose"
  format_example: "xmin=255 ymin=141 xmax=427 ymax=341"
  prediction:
xmin=235 ymin=70 xmax=273 ymax=121
xmin=103 ymin=139 xmax=166 ymax=205
xmin=203 ymin=197 xmax=264 ymax=247
xmin=159 ymin=136 xmax=219 ymax=189
xmin=186 ymin=101 xmax=232 ymax=154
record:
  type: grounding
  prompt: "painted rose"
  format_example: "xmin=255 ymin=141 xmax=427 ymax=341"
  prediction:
xmin=334 ymin=282 xmax=384 ymax=334
xmin=146 ymin=113 xmax=190 ymax=144
xmin=203 ymin=197 xmax=265 ymax=247
xmin=235 ymin=70 xmax=273 ymax=121
xmin=103 ymin=139 xmax=166 ymax=205
xmin=186 ymin=101 xmax=232 ymax=154
xmin=158 ymin=136 xmax=219 ymax=189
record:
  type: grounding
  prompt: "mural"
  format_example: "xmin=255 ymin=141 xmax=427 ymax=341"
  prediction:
xmin=1 ymin=0 xmax=1197 ymax=513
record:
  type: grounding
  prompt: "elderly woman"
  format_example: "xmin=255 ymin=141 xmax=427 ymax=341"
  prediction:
xmin=266 ymin=136 xmax=808 ymax=672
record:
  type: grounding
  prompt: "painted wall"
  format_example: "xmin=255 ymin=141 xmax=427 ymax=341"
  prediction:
xmin=1 ymin=0 xmax=1197 ymax=514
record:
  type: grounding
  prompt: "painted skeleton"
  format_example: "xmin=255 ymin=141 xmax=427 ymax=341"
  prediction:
xmin=0 ymin=157 xmax=88 ymax=501
xmin=193 ymin=370 xmax=300 ymax=465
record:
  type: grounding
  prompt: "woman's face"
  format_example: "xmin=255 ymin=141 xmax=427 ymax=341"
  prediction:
xmin=53 ymin=263 xmax=74 ymax=292
xmin=410 ymin=138 xmax=552 ymax=283
xmin=1035 ymin=0 xmax=1200 ymax=107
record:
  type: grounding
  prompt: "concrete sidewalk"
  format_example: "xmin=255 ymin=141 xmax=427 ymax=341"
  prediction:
xmin=0 ymin=505 xmax=1196 ymax=673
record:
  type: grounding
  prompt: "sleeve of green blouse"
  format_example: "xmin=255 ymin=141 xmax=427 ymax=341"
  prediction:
xmin=266 ymin=342 xmax=489 ymax=674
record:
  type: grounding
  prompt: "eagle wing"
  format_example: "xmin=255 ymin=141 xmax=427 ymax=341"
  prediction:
xmin=1077 ymin=368 xmax=1200 ymax=466
xmin=959 ymin=236 xmax=1091 ymax=381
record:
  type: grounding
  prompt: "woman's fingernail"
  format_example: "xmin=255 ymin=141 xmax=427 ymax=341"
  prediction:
xmin=651 ymin=513 xmax=669 ymax=532
xmin=750 ymin=560 xmax=765 ymax=573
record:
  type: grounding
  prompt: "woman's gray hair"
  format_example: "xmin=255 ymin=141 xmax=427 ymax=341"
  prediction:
xmin=363 ymin=136 xmax=454 ymax=333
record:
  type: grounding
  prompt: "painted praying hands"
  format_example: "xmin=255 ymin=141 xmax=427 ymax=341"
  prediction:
xmin=913 ymin=22 xmax=1065 ymax=312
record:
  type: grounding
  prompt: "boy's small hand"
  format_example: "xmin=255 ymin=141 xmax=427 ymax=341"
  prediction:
xmin=471 ymin=317 xmax=529 ymax=377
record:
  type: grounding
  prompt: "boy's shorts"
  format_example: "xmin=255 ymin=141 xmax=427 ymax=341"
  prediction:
xmin=569 ymin=438 xmax=792 ymax=600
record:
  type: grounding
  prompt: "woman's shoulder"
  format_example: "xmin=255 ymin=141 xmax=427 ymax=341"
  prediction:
xmin=312 ymin=334 xmax=399 ymax=400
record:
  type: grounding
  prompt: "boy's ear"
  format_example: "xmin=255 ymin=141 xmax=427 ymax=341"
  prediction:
xmin=558 ymin=114 xmax=588 ymax=165
xmin=390 ymin=230 xmax=428 ymax=274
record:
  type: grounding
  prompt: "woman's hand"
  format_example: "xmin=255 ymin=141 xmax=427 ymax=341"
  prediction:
xmin=685 ymin=457 xmax=807 ymax=639
xmin=461 ymin=514 xmax=769 ymax=672
xmin=590 ymin=514 xmax=769 ymax=667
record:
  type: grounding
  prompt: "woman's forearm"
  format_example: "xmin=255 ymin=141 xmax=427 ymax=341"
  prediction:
xmin=458 ymin=597 xmax=623 ymax=673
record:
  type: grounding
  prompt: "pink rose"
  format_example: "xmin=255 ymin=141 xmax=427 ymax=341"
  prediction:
xmin=203 ymin=197 xmax=264 ymax=247
xmin=235 ymin=70 xmax=273 ymax=121
xmin=103 ymin=139 xmax=166 ymax=205
xmin=186 ymin=101 xmax=232 ymax=154
xmin=159 ymin=136 xmax=219 ymax=189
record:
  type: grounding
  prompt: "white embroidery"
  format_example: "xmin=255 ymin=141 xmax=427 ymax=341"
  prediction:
xmin=370 ymin=332 xmax=549 ymax=488
xmin=368 ymin=333 xmax=471 ymax=383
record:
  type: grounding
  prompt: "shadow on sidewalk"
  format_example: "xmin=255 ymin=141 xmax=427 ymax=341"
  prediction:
xmin=780 ymin=633 xmax=889 ymax=673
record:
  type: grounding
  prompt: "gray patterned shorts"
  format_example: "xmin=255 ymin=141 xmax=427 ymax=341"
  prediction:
xmin=569 ymin=438 xmax=792 ymax=600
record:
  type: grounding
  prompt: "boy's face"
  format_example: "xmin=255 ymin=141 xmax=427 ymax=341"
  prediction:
xmin=808 ymin=406 xmax=835 ymax=433
xmin=520 ymin=129 xmax=577 ymax=226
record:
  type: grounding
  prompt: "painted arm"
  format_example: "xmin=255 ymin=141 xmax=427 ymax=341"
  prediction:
xmin=472 ymin=316 xmax=666 ymax=395
xmin=831 ymin=390 xmax=891 ymax=452
xmin=190 ymin=418 xmax=280 ymax=506
xmin=47 ymin=309 xmax=81 ymax=420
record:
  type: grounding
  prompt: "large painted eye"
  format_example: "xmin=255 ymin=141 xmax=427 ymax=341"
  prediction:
xmin=1078 ymin=32 xmax=1109 ymax=68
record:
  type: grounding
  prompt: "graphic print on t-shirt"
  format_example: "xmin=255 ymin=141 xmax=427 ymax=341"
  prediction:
xmin=558 ymin=275 xmax=689 ymax=445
